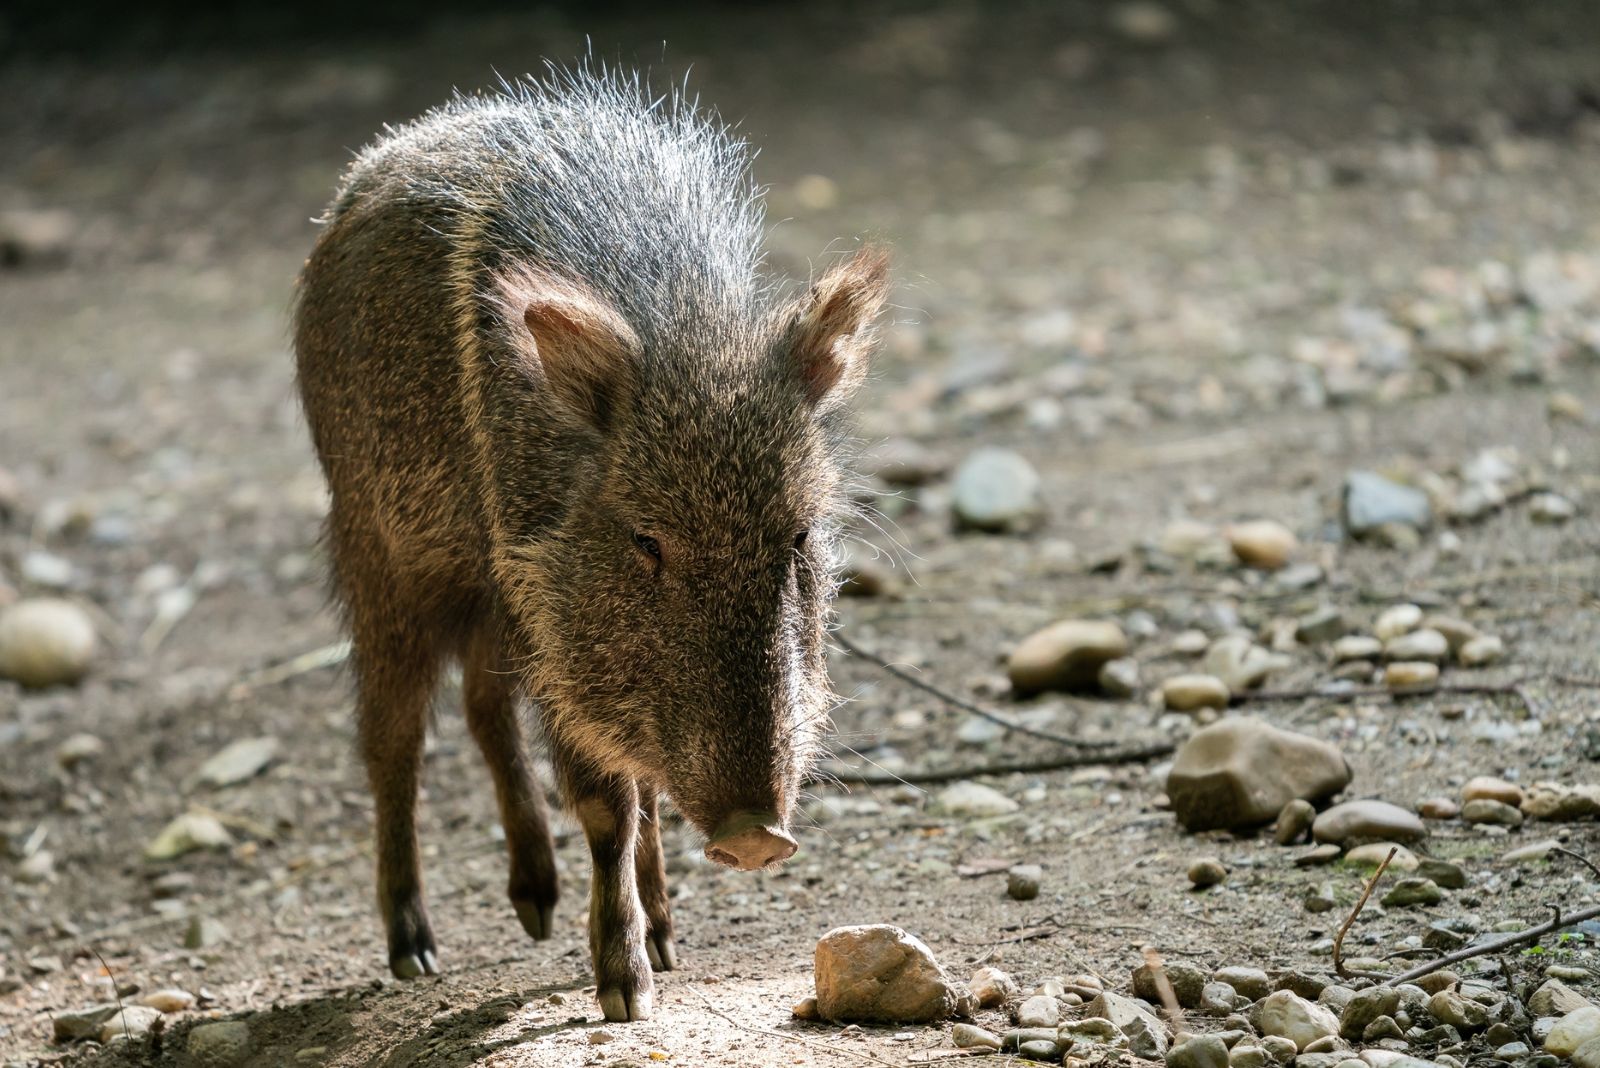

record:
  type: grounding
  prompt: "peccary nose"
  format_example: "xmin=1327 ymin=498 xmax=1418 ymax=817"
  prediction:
xmin=704 ymin=812 xmax=798 ymax=871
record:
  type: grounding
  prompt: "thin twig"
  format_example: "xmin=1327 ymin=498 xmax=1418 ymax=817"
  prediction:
xmin=1334 ymin=846 xmax=1396 ymax=980
xmin=1554 ymin=847 xmax=1600 ymax=882
xmin=820 ymin=741 xmax=1176 ymax=786
xmin=832 ymin=630 xmax=1131 ymax=750
xmin=688 ymin=988 xmax=902 ymax=1067
xmin=1372 ymin=903 xmax=1600 ymax=985
xmin=88 ymin=946 xmax=131 ymax=1043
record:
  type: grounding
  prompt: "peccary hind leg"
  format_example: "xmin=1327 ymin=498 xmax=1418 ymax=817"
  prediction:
xmin=354 ymin=627 xmax=442 ymax=979
xmin=634 ymin=790 xmax=676 ymax=971
xmin=461 ymin=622 xmax=559 ymax=940
xmin=560 ymin=748 xmax=653 ymax=1021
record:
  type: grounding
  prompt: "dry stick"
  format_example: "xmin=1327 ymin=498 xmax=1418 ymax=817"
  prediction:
xmin=1554 ymin=846 xmax=1600 ymax=882
xmin=1372 ymin=902 xmax=1600 ymax=986
xmin=1238 ymin=679 xmax=1534 ymax=704
xmin=88 ymin=945 xmax=131 ymax=1043
xmin=688 ymin=989 xmax=902 ymax=1067
xmin=831 ymin=630 xmax=1134 ymax=751
xmin=1333 ymin=846 xmax=1397 ymax=981
xmin=821 ymin=740 xmax=1177 ymax=786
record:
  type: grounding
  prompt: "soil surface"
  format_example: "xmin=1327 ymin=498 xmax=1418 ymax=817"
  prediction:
xmin=2 ymin=3 xmax=1599 ymax=1066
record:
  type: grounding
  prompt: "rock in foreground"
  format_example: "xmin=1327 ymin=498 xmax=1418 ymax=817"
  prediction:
xmin=814 ymin=925 xmax=975 ymax=1023
xmin=1166 ymin=718 xmax=1352 ymax=831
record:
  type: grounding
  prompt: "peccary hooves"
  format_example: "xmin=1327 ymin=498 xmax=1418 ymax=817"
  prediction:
xmin=293 ymin=68 xmax=889 ymax=1021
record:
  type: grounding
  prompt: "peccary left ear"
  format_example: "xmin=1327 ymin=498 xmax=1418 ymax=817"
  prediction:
xmin=779 ymin=246 xmax=890 ymax=407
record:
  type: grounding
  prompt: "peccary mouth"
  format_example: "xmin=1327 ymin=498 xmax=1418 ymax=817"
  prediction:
xmin=702 ymin=811 xmax=798 ymax=871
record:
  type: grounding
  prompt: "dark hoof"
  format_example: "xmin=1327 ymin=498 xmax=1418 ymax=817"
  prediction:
xmin=597 ymin=983 xmax=654 ymax=1022
xmin=645 ymin=932 xmax=677 ymax=972
xmin=386 ymin=902 xmax=439 ymax=979
xmin=390 ymin=947 xmax=440 ymax=980
xmin=513 ymin=899 xmax=556 ymax=941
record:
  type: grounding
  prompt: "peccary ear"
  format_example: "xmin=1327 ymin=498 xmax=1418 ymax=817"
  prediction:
xmin=779 ymin=247 xmax=891 ymax=407
xmin=495 ymin=268 xmax=641 ymax=430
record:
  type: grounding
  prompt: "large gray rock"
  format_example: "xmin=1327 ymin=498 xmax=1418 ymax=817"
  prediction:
xmin=814 ymin=925 xmax=974 ymax=1023
xmin=1166 ymin=718 xmax=1352 ymax=832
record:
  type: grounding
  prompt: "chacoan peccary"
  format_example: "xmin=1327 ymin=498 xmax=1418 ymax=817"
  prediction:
xmin=293 ymin=69 xmax=888 ymax=1021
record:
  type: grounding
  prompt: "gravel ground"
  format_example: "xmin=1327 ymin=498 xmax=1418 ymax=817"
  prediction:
xmin=2 ymin=2 xmax=1599 ymax=1066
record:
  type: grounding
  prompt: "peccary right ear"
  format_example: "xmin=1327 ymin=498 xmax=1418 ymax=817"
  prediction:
xmin=779 ymin=247 xmax=891 ymax=408
xmin=494 ymin=267 xmax=641 ymax=430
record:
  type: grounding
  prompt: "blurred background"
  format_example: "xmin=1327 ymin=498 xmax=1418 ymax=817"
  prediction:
xmin=2 ymin=2 xmax=1598 ymax=1065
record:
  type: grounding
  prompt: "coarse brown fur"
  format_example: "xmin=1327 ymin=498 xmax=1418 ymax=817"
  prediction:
xmin=292 ymin=67 xmax=888 ymax=1021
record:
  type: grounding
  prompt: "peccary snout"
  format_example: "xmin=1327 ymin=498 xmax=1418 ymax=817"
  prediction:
xmin=704 ymin=812 xmax=799 ymax=871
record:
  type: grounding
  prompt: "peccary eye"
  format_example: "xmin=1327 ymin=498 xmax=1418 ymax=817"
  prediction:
xmin=634 ymin=533 xmax=662 ymax=560
xmin=793 ymin=530 xmax=809 ymax=551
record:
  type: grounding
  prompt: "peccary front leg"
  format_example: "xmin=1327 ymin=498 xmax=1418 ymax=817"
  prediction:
xmin=557 ymin=748 xmax=653 ymax=1021
xmin=634 ymin=790 xmax=676 ymax=971
xmin=353 ymin=628 xmax=442 ymax=980
xmin=461 ymin=623 xmax=559 ymax=941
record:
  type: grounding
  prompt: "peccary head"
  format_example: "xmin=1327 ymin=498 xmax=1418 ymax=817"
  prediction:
xmin=488 ymin=247 xmax=889 ymax=868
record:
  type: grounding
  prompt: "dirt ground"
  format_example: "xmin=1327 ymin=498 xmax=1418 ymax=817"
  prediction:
xmin=2 ymin=2 xmax=1599 ymax=1066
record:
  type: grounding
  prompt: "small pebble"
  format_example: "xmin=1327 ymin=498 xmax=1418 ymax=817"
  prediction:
xmin=55 ymin=732 xmax=104 ymax=768
xmin=791 ymin=995 xmax=819 ymax=1020
xmin=969 ymin=966 xmax=1018 ymax=1009
xmin=1383 ymin=629 xmax=1448 ymax=663
xmin=1016 ymin=993 xmax=1059 ymax=1028
xmin=1098 ymin=657 xmax=1140 ymax=698
xmin=1188 ymin=856 xmax=1228 ymax=888
xmin=1345 ymin=843 xmax=1418 ymax=871
xmin=1007 ymin=864 xmax=1042 ymax=901
xmin=1417 ymin=797 xmax=1459 ymax=820
xmin=1295 ymin=607 xmax=1347 ymax=645
xmin=1226 ymin=520 xmax=1298 ymax=571
xmin=952 ymin=1023 xmax=1002 ymax=1050
xmin=1465 ymin=770 xmax=1523 ymax=805
xmin=1304 ymin=882 xmax=1337 ymax=913
xmin=1162 ymin=673 xmax=1232 ymax=712
xmin=1381 ymin=877 xmax=1443 ymax=908
xmin=1529 ymin=492 xmax=1577 ymax=523
xmin=1461 ymin=798 xmax=1523 ymax=827
xmin=589 ymin=1029 xmax=616 ymax=1044
xmin=1457 ymin=635 xmax=1505 ymax=666
xmin=1274 ymin=799 xmax=1316 ymax=845
xmin=0 ymin=598 xmax=96 ymax=689
xmin=1384 ymin=661 xmax=1439 ymax=694
xmin=1374 ymin=604 xmax=1424 ymax=641
xmin=1331 ymin=635 xmax=1383 ymax=663
xmin=139 ymin=988 xmax=196 ymax=1013
xmin=1008 ymin=620 xmax=1128 ymax=695
xmin=952 ymin=448 xmax=1043 ymax=532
